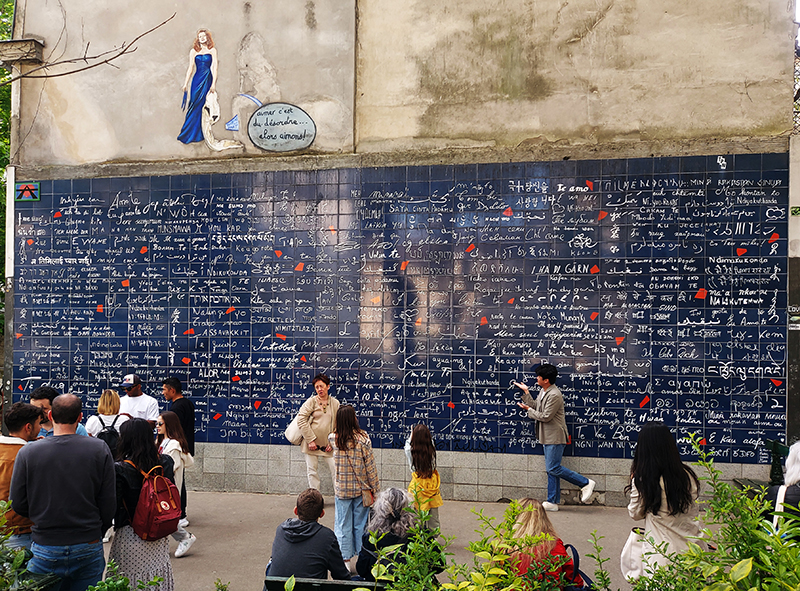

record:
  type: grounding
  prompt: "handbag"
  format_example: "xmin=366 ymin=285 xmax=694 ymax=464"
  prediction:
xmin=620 ymin=526 xmax=645 ymax=581
xmin=563 ymin=542 xmax=595 ymax=590
xmin=284 ymin=415 xmax=302 ymax=445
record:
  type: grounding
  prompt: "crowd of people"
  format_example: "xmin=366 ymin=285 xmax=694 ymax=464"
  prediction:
xmin=0 ymin=374 xmax=196 ymax=591
xmin=1 ymin=366 xmax=779 ymax=590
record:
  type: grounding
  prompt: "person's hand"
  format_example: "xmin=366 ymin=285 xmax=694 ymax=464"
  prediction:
xmin=517 ymin=401 xmax=530 ymax=411
xmin=324 ymin=444 xmax=332 ymax=452
xmin=514 ymin=381 xmax=529 ymax=393
xmin=308 ymin=440 xmax=318 ymax=451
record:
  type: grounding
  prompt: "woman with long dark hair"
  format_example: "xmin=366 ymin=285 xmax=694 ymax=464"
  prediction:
xmin=109 ymin=419 xmax=175 ymax=590
xmin=156 ymin=411 xmax=196 ymax=557
xmin=624 ymin=421 xmax=705 ymax=577
xmin=328 ymin=405 xmax=379 ymax=572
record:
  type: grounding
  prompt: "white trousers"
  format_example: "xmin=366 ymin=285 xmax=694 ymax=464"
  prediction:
xmin=304 ymin=453 xmax=336 ymax=491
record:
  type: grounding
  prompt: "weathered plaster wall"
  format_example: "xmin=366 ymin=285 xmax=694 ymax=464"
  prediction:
xmin=12 ymin=0 xmax=355 ymax=166
xmin=10 ymin=0 xmax=796 ymax=168
xmin=357 ymin=0 xmax=796 ymax=152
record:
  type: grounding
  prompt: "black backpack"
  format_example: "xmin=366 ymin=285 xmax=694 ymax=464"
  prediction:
xmin=96 ymin=415 xmax=120 ymax=457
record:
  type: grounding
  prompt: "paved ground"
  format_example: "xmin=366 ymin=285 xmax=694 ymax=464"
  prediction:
xmin=105 ymin=491 xmax=638 ymax=591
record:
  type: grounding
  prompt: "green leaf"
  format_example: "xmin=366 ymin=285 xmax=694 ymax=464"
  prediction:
xmin=487 ymin=567 xmax=507 ymax=575
xmin=730 ymin=557 xmax=753 ymax=583
xmin=470 ymin=572 xmax=486 ymax=585
xmin=475 ymin=551 xmax=492 ymax=561
xmin=703 ymin=583 xmax=733 ymax=591
xmin=284 ymin=575 xmax=295 ymax=591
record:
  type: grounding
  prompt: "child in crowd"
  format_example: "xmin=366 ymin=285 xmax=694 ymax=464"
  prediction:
xmin=405 ymin=424 xmax=443 ymax=531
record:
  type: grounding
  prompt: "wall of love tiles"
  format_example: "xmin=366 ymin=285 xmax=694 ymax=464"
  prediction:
xmin=12 ymin=153 xmax=789 ymax=461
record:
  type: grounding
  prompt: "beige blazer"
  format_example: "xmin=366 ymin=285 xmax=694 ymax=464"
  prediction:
xmin=296 ymin=395 xmax=340 ymax=456
xmin=525 ymin=384 xmax=570 ymax=445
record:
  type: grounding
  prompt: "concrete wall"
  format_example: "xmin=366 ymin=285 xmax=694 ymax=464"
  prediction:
xmin=9 ymin=0 xmax=795 ymax=167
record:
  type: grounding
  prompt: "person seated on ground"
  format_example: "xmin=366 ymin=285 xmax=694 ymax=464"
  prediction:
xmin=356 ymin=488 xmax=417 ymax=581
xmin=510 ymin=498 xmax=584 ymax=589
xmin=266 ymin=488 xmax=351 ymax=581
xmin=766 ymin=440 xmax=800 ymax=524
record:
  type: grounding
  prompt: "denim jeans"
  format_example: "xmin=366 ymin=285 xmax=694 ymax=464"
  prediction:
xmin=334 ymin=496 xmax=370 ymax=560
xmin=28 ymin=541 xmax=105 ymax=591
xmin=543 ymin=444 xmax=589 ymax=504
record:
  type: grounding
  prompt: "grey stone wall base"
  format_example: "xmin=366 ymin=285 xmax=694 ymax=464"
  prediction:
xmin=183 ymin=443 xmax=771 ymax=507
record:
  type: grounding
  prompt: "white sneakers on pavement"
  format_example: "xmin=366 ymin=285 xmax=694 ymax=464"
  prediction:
xmin=175 ymin=533 xmax=197 ymax=558
xmin=581 ymin=479 xmax=597 ymax=504
xmin=179 ymin=518 xmax=189 ymax=528
xmin=542 ymin=501 xmax=559 ymax=512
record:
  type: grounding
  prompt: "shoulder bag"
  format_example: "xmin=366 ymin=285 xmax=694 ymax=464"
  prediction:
xmin=620 ymin=526 xmax=645 ymax=581
xmin=284 ymin=415 xmax=302 ymax=445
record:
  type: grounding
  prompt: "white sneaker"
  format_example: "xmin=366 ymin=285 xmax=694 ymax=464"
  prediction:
xmin=581 ymin=479 xmax=597 ymax=504
xmin=175 ymin=533 xmax=196 ymax=558
xmin=179 ymin=518 xmax=189 ymax=528
xmin=542 ymin=501 xmax=559 ymax=512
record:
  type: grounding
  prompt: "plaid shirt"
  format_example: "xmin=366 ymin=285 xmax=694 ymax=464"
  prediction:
xmin=328 ymin=432 xmax=380 ymax=499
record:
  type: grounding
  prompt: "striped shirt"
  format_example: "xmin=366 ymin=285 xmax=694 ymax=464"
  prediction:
xmin=328 ymin=432 xmax=380 ymax=500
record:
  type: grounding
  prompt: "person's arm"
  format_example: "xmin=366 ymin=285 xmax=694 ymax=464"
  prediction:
xmin=98 ymin=447 xmax=116 ymax=533
xmin=404 ymin=432 xmax=413 ymax=470
xmin=182 ymin=49 xmax=196 ymax=92
xmin=9 ymin=449 xmax=29 ymax=517
xmin=209 ymin=48 xmax=218 ymax=93
xmin=362 ymin=436 xmax=380 ymax=492
xmin=296 ymin=398 xmax=320 ymax=448
xmin=328 ymin=534 xmax=353 ymax=580
xmin=145 ymin=398 xmax=160 ymax=428
xmin=525 ymin=390 xmax=562 ymax=423
xmin=628 ymin=479 xmax=646 ymax=521
xmin=163 ymin=443 xmax=184 ymax=488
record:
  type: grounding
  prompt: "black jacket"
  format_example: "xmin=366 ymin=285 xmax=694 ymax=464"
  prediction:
xmin=114 ymin=455 xmax=175 ymax=530
xmin=269 ymin=518 xmax=351 ymax=580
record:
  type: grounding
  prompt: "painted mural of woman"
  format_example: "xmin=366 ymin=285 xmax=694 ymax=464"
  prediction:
xmin=178 ymin=28 xmax=242 ymax=151
xmin=178 ymin=29 xmax=217 ymax=144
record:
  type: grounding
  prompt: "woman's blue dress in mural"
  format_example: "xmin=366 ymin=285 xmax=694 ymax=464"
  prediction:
xmin=178 ymin=53 xmax=213 ymax=144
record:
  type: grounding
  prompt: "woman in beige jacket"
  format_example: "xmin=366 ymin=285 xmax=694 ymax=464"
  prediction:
xmin=297 ymin=373 xmax=340 ymax=490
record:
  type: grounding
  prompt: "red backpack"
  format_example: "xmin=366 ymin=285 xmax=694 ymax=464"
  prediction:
xmin=124 ymin=460 xmax=181 ymax=540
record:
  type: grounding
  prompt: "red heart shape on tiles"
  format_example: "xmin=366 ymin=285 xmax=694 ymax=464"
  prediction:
xmin=590 ymin=265 xmax=599 ymax=274
xmin=465 ymin=244 xmax=476 ymax=253
xmin=254 ymin=401 xmax=262 ymax=409
xmin=275 ymin=250 xmax=283 ymax=257
xmin=183 ymin=328 xmax=195 ymax=335
xmin=480 ymin=317 xmax=488 ymax=325
xmin=27 ymin=239 xmax=33 ymax=245
xmin=232 ymin=376 xmax=241 ymax=382
xmin=400 ymin=261 xmax=409 ymax=270
xmin=182 ymin=357 xmax=191 ymax=364
xmin=736 ymin=248 xmax=747 ymax=256
xmin=18 ymin=385 xmax=23 ymax=391
xmin=295 ymin=262 xmax=305 ymax=271
xmin=639 ymin=396 xmax=650 ymax=408
xmin=329 ymin=226 xmax=336 ymax=233
xmin=121 ymin=279 xmax=130 ymax=287
xmin=213 ymin=413 xmax=222 ymax=420
xmin=585 ymin=180 xmax=594 ymax=191
xmin=590 ymin=312 xmax=599 ymax=321
xmin=768 ymin=233 xmax=779 ymax=243
xmin=96 ymin=305 xmax=104 ymax=313
xmin=695 ymin=288 xmax=708 ymax=299
xmin=699 ymin=438 xmax=707 ymax=445
xmin=771 ymin=379 xmax=783 ymax=386
xmin=598 ymin=211 xmax=608 ymax=220
xmin=301 ymin=355 xmax=307 ymax=362
xmin=508 ymin=298 xmax=515 ymax=304
xmin=447 ymin=402 xmax=455 ymax=409
xmin=15 ymin=333 xmax=22 ymax=339
xmin=616 ymin=337 xmax=625 ymax=345
xmin=54 ymin=211 xmax=62 ymax=218
xmin=276 ymin=333 xmax=287 ymax=341
xmin=503 ymin=207 xmax=513 ymax=216
xmin=415 ymin=318 xmax=422 ymax=325
xmin=225 ymin=307 xmax=235 ymax=314
xmin=140 ymin=246 xmax=148 ymax=254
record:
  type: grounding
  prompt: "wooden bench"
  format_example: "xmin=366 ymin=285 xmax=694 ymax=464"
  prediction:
xmin=263 ymin=576 xmax=386 ymax=591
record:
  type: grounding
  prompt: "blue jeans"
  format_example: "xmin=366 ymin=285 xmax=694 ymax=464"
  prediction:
xmin=543 ymin=444 xmax=589 ymax=504
xmin=334 ymin=496 xmax=370 ymax=560
xmin=28 ymin=541 xmax=105 ymax=591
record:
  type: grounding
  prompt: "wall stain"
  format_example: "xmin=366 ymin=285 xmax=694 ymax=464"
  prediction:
xmin=305 ymin=1 xmax=317 ymax=30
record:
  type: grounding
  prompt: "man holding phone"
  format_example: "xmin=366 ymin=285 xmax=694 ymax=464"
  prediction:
xmin=516 ymin=363 xmax=596 ymax=511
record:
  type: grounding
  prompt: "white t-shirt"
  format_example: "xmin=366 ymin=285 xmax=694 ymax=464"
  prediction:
xmin=85 ymin=413 xmax=129 ymax=437
xmin=119 ymin=394 xmax=160 ymax=421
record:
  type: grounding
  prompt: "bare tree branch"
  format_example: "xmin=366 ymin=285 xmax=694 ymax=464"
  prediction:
xmin=1 ymin=13 xmax=175 ymax=87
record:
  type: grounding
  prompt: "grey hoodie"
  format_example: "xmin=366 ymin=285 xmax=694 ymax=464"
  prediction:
xmin=268 ymin=518 xmax=351 ymax=580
